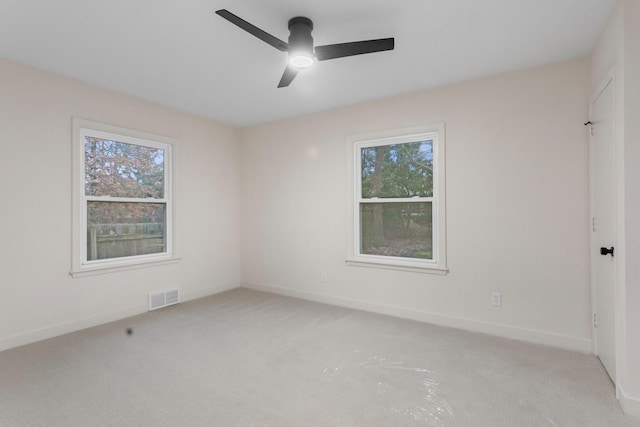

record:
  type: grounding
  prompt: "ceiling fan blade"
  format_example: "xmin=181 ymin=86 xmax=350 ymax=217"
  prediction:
xmin=215 ymin=9 xmax=289 ymax=52
xmin=277 ymin=66 xmax=299 ymax=88
xmin=315 ymin=38 xmax=394 ymax=61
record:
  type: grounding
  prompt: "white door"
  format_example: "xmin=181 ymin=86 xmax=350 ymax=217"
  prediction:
xmin=590 ymin=77 xmax=616 ymax=383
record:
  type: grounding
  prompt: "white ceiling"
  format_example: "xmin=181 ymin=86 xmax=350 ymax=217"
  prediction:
xmin=0 ymin=0 xmax=616 ymax=127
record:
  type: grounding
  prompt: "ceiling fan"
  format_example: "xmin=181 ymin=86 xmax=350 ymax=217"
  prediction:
xmin=215 ymin=9 xmax=395 ymax=88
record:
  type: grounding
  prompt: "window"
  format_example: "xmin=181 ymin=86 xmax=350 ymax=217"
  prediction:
xmin=348 ymin=124 xmax=447 ymax=274
xmin=71 ymin=118 xmax=177 ymax=277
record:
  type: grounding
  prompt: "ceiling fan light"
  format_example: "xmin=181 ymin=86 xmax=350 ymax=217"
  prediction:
xmin=289 ymin=52 xmax=314 ymax=69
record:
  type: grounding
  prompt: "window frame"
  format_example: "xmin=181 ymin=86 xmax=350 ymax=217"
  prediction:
xmin=347 ymin=123 xmax=448 ymax=275
xmin=71 ymin=118 xmax=179 ymax=277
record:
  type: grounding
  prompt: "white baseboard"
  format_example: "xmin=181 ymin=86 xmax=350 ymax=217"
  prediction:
xmin=243 ymin=282 xmax=592 ymax=354
xmin=0 ymin=304 xmax=147 ymax=353
xmin=182 ymin=282 xmax=239 ymax=302
xmin=0 ymin=283 xmax=241 ymax=353
xmin=619 ymin=387 xmax=640 ymax=418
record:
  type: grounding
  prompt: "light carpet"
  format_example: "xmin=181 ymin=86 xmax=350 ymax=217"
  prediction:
xmin=0 ymin=288 xmax=637 ymax=427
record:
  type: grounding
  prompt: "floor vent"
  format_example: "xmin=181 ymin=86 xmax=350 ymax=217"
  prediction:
xmin=148 ymin=289 xmax=180 ymax=311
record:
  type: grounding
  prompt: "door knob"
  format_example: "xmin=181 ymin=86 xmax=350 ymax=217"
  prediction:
xmin=600 ymin=246 xmax=614 ymax=257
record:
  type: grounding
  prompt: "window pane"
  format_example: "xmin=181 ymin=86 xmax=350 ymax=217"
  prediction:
xmin=85 ymin=137 xmax=165 ymax=198
xmin=361 ymin=141 xmax=433 ymax=199
xmin=87 ymin=201 xmax=166 ymax=261
xmin=360 ymin=202 xmax=432 ymax=259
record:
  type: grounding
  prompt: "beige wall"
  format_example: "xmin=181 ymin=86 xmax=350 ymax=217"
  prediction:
xmin=240 ymin=58 xmax=591 ymax=352
xmin=0 ymin=59 xmax=243 ymax=351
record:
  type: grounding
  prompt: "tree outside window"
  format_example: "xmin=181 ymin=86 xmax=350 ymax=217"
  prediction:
xmin=360 ymin=140 xmax=433 ymax=259
xmin=351 ymin=125 xmax=446 ymax=273
xmin=71 ymin=118 xmax=175 ymax=276
xmin=84 ymin=137 xmax=168 ymax=261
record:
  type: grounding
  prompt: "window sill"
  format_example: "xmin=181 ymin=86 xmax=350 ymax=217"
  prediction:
xmin=345 ymin=259 xmax=449 ymax=275
xmin=70 ymin=256 xmax=181 ymax=278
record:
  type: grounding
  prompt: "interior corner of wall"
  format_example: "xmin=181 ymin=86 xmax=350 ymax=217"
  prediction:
xmin=619 ymin=386 xmax=640 ymax=418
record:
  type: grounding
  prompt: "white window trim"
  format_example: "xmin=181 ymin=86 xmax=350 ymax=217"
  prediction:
xmin=71 ymin=118 xmax=180 ymax=278
xmin=346 ymin=123 xmax=448 ymax=275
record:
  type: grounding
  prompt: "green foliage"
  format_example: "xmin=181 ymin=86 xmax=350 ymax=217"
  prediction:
xmin=361 ymin=140 xmax=433 ymax=198
xmin=359 ymin=140 xmax=434 ymax=259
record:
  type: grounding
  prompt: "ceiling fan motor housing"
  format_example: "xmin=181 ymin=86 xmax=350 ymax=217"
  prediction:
xmin=288 ymin=17 xmax=314 ymax=54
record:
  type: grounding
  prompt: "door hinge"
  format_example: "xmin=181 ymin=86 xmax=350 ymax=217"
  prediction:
xmin=593 ymin=313 xmax=598 ymax=328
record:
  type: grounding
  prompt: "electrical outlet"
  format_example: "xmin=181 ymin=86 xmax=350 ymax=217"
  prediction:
xmin=320 ymin=272 xmax=327 ymax=283
xmin=491 ymin=292 xmax=502 ymax=307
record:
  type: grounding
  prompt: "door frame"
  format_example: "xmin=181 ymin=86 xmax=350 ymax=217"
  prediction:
xmin=588 ymin=67 xmax=623 ymax=393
